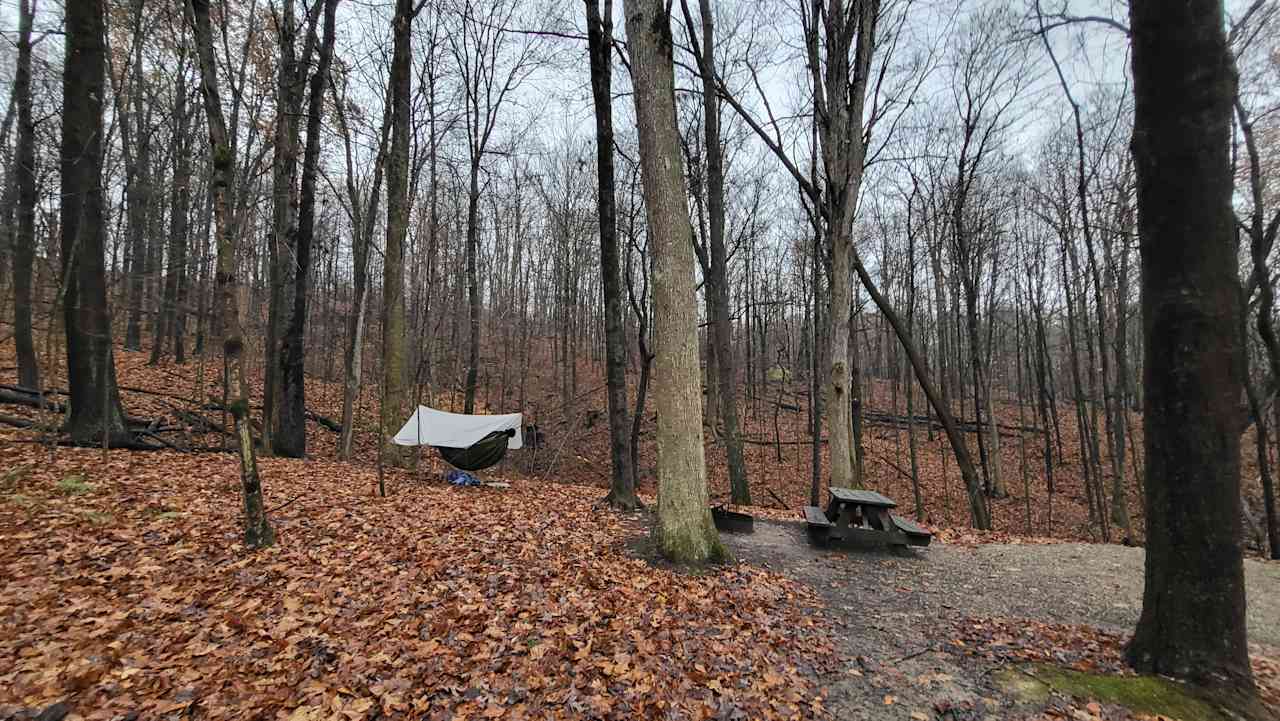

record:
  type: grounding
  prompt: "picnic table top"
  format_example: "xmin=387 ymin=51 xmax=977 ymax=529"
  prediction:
xmin=828 ymin=487 xmax=897 ymax=508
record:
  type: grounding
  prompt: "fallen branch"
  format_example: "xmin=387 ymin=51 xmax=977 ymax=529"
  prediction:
xmin=306 ymin=411 xmax=342 ymax=433
xmin=765 ymin=486 xmax=789 ymax=510
xmin=0 ymin=414 xmax=36 ymax=429
xmin=0 ymin=388 xmax=65 ymax=413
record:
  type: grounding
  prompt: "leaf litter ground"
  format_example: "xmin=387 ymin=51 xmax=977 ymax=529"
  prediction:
xmin=0 ymin=447 xmax=832 ymax=720
xmin=2 ymin=347 xmax=1279 ymax=719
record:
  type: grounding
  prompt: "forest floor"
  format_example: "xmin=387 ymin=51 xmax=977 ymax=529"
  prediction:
xmin=2 ymin=344 xmax=1280 ymax=719
xmin=1 ymin=447 xmax=1278 ymax=721
xmin=721 ymin=521 xmax=1280 ymax=720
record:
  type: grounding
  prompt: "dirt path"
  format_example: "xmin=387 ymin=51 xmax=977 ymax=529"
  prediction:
xmin=722 ymin=520 xmax=1280 ymax=720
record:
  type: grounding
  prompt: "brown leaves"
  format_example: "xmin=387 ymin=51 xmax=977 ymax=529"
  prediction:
xmin=0 ymin=442 xmax=831 ymax=720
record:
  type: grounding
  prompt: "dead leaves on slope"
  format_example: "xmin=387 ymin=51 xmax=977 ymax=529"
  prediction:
xmin=0 ymin=445 xmax=833 ymax=720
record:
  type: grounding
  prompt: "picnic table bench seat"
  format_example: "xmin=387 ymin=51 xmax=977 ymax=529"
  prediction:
xmin=803 ymin=505 xmax=833 ymax=543
xmin=890 ymin=514 xmax=933 ymax=547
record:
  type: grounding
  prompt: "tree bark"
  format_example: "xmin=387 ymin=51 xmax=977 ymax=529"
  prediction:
xmin=624 ymin=0 xmax=725 ymax=565
xmin=586 ymin=0 xmax=638 ymax=510
xmin=264 ymin=0 xmax=305 ymax=455
xmin=681 ymin=0 xmax=749 ymax=505
xmin=62 ymin=0 xmax=131 ymax=446
xmin=12 ymin=0 xmax=39 ymax=390
xmin=463 ymin=164 xmax=481 ymax=413
xmin=1124 ymin=0 xmax=1255 ymax=697
xmin=381 ymin=0 xmax=413 ymax=468
xmin=122 ymin=0 xmax=152 ymax=354
xmin=278 ymin=0 xmax=340 ymax=458
xmin=189 ymin=0 xmax=275 ymax=549
xmin=154 ymin=60 xmax=194 ymax=367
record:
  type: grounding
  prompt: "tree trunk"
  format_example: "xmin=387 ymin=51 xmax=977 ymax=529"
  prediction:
xmin=123 ymin=0 xmax=151 ymax=354
xmin=586 ymin=0 xmax=638 ymax=509
xmin=336 ymin=81 xmax=389 ymax=460
xmin=12 ymin=0 xmax=39 ymax=390
xmin=62 ymin=0 xmax=131 ymax=446
xmin=463 ymin=164 xmax=481 ymax=413
xmin=380 ymin=0 xmax=413 ymax=468
xmin=681 ymin=0 xmax=749 ymax=504
xmin=624 ymin=0 xmax=724 ymax=565
xmin=278 ymin=0 xmax=340 ymax=458
xmin=264 ymin=0 xmax=304 ymax=455
xmin=190 ymin=0 xmax=274 ymax=548
xmin=1124 ymin=0 xmax=1255 ymax=698
xmin=156 ymin=69 xmax=193 ymax=368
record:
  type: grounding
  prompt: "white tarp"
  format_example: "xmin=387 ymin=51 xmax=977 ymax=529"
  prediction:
xmin=391 ymin=405 xmax=523 ymax=449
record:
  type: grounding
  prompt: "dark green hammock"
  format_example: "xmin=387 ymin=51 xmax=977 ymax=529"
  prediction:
xmin=436 ymin=429 xmax=516 ymax=471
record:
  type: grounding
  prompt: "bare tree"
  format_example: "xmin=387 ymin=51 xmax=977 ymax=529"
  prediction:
xmin=381 ymin=0 xmax=418 ymax=469
xmin=625 ymin=0 xmax=725 ymax=564
xmin=447 ymin=0 xmax=541 ymax=414
xmin=585 ymin=0 xmax=638 ymax=509
xmin=277 ymin=0 xmax=341 ymax=457
xmin=189 ymin=0 xmax=275 ymax=547
xmin=680 ymin=0 xmax=750 ymax=505
xmin=11 ymin=0 xmax=39 ymax=389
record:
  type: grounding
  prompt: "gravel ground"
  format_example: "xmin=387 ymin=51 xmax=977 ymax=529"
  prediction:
xmin=722 ymin=520 xmax=1280 ymax=720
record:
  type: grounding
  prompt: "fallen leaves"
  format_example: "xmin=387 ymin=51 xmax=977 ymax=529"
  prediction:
xmin=0 ymin=443 xmax=833 ymax=720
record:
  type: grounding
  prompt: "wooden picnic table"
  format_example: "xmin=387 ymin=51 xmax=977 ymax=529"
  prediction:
xmin=803 ymin=487 xmax=931 ymax=547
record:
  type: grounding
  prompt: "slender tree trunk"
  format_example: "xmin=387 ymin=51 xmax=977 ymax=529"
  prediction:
xmin=12 ymin=0 xmax=39 ymax=389
xmin=1124 ymin=0 xmax=1255 ymax=699
xmin=586 ymin=0 xmax=638 ymax=509
xmin=463 ymin=163 xmax=481 ymax=414
xmin=1235 ymin=62 xmax=1280 ymax=562
xmin=189 ymin=0 xmax=273 ymax=547
xmin=680 ymin=0 xmax=748 ymax=503
xmin=625 ymin=0 xmax=724 ymax=564
xmin=850 ymin=244 xmax=990 ymax=529
xmin=156 ymin=74 xmax=193 ymax=367
xmin=123 ymin=2 xmax=151 ymax=354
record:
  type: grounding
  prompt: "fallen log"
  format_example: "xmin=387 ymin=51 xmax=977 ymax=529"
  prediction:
xmin=0 ymin=414 xmax=36 ymax=429
xmin=306 ymin=411 xmax=342 ymax=433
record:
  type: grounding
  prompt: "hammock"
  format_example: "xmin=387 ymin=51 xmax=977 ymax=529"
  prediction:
xmin=392 ymin=406 xmax=523 ymax=472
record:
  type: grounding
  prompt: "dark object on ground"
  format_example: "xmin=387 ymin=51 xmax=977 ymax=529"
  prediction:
xmin=711 ymin=505 xmax=754 ymax=534
xmin=803 ymin=487 xmax=931 ymax=548
xmin=437 ymin=429 xmax=515 ymax=471
xmin=445 ymin=470 xmax=481 ymax=487
xmin=36 ymin=703 xmax=72 ymax=721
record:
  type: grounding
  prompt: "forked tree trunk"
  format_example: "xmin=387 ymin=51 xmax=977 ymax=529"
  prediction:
xmin=1125 ymin=0 xmax=1255 ymax=699
xmin=190 ymin=0 xmax=274 ymax=549
xmin=278 ymin=0 xmax=340 ymax=458
xmin=625 ymin=0 xmax=724 ymax=565
xmin=62 ymin=0 xmax=131 ymax=447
